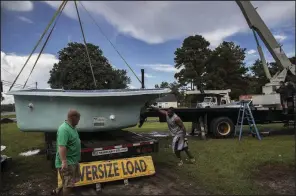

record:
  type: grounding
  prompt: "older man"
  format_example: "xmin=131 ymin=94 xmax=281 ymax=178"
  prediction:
xmin=53 ymin=109 xmax=81 ymax=196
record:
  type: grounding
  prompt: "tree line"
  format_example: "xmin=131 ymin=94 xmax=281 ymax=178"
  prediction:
xmin=45 ymin=38 xmax=294 ymax=102
xmin=156 ymin=35 xmax=295 ymax=101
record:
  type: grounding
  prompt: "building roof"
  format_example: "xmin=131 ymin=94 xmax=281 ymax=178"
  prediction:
xmin=155 ymin=94 xmax=177 ymax=102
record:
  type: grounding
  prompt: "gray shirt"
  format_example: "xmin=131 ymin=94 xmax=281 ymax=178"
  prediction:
xmin=166 ymin=114 xmax=184 ymax=136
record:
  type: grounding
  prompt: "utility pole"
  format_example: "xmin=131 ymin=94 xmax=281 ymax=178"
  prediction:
xmin=35 ymin=82 xmax=38 ymax=89
xmin=141 ymin=69 xmax=145 ymax=89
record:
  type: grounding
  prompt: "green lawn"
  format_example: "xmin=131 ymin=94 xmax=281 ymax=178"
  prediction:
xmin=1 ymin=114 xmax=16 ymax=119
xmin=1 ymin=120 xmax=294 ymax=195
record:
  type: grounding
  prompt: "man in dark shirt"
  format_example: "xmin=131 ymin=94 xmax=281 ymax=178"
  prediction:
xmin=276 ymin=81 xmax=288 ymax=114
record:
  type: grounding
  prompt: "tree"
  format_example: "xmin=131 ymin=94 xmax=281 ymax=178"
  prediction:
xmin=48 ymin=42 xmax=131 ymax=90
xmin=155 ymin=81 xmax=185 ymax=102
xmin=248 ymin=56 xmax=296 ymax=94
xmin=174 ymin=35 xmax=212 ymax=92
xmin=246 ymin=59 xmax=270 ymax=94
xmin=204 ymin=41 xmax=249 ymax=98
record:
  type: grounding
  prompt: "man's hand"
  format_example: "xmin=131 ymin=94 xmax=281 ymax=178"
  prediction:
xmin=61 ymin=160 xmax=68 ymax=170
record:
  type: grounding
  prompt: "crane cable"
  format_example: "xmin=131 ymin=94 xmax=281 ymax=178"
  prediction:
xmin=78 ymin=1 xmax=142 ymax=84
xmin=23 ymin=1 xmax=68 ymax=88
xmin=74 ymin=0 xmax=97 ymax=88
xmin=8 ymin=0 xmax=67 ymax=91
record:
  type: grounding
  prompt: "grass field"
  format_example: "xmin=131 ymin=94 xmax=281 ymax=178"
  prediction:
xmin=1 ymin=114 xmax=16 ymax=119
xmin=1 ymin=118 xmax=295 ymax=195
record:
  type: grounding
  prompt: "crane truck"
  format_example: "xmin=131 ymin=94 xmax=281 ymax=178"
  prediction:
xmin=145 ymin=0 xmax=295 ymax=138
xmin=236 ymin=1 xmax=295 ymax=108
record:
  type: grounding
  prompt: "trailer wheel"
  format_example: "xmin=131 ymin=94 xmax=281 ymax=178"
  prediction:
xmin=210 ymin=117 xmax=234 ymax=138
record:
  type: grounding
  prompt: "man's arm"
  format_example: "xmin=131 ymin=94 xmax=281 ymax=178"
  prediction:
xmin=174 ymin=117 xmax=186 ymax=132
xmin=57 ymin=129 xmax=69 ymax=168
xmin=59 ymin=146 xmax=67 ymax=163
xmin=150 ymin=106 xmax=167 ymax=116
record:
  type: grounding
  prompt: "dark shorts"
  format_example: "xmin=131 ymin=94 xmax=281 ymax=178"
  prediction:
xmin=59 ymin=163 xmax=81 ymax=188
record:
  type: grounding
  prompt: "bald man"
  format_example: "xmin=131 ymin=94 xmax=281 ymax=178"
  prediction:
xmin=53 ymin=109 xmax=81 ymax=196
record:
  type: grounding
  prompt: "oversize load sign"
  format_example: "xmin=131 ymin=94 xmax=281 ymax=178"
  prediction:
xmin=57 ymin=156 xmax=155 ymax=187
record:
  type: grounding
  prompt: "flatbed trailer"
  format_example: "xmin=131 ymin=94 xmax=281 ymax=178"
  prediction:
xmin=45 ymin=130 xmax=159 ymax=168
xmin=145 ymin=100 xmax=295 ymax=138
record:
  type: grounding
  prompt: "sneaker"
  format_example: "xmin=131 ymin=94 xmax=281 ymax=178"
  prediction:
xmin=190 ymin=158 xmax=196 ymax=163
xmin=178 ymin=160 xmax=183 ymax=166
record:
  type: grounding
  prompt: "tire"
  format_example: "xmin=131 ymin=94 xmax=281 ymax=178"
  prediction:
xmin=210 ymin=117 xmax=234 ymax=138
xmin=205 ymin=106 xmax=210 ymax=108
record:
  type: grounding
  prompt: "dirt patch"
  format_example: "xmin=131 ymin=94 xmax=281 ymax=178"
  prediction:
xmin=1 ymin=162 xmax=208 ymax=196
xmin=99 ymin=166 xmax=209 ymax=195
xmin=1 ymin=175 xmax=56 ymax=196
xmin=254 ymin=163 xmax=295 ymax=195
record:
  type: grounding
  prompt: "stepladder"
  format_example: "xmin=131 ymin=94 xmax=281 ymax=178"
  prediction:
xmin=234 ymin=100 xmax=262 ymax=141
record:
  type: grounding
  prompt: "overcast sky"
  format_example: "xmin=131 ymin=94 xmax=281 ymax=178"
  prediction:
xmin=1 ymin=1 xmax=295 ymax=104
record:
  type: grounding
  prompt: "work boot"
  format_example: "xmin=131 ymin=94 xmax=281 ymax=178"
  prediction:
xmin=190 ymin=158 xmax=196 ymax=163
xmin=178 ymin=160 xmax=183 ymax=166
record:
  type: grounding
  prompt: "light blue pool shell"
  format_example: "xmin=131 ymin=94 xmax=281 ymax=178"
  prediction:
xmin=6 ymin=88 xmax=170 ymax=132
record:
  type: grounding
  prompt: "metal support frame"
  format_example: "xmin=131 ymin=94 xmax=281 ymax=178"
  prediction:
xmin=191 ymin=114 xmax=207 ymax=140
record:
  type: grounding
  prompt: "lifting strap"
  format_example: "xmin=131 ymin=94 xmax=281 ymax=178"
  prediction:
xmin=10 ymin=0 xmax=142 ymax=90
xmin=78 ymin=1 xmax=142 ymax=84
xmin=23 ymin=1 xmax=68 ymax=88
xmin=74 ymin=0 xmax=97 ymax=88
xmin=8 ymin=0 xmax=67 ymax=91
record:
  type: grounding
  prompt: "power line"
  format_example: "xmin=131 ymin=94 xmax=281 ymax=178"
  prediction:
xmin=2 ymin=80 xmax=24 ymax=87
xmin=2 ymin=80 xmax=33 ymax=89
xmin=1 ymin=67 xmax=14 ymax=76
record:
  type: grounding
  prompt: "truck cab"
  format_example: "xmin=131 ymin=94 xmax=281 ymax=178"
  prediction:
xmin=195 ymin=93 xmax=231 ymax=108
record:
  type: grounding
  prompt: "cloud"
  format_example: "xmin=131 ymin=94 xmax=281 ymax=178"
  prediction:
xmin=127 ymin=84 xmax=136 ymax=89
xmin=43 ymin=1 xmax=295 ymax=47
xmin=287 ymin=51 xmax=295 ymax=58
xmin=137 ymin=73 xmax=155 ymax=78
xmin=17 ymin=16 xmax=33 ymax=24
xmin=274 ymin=34 xmax=287 ymax=42
xmin=1 ymin=51 xmax=58 ymax=104
xmin=139 ymin=64 xmax=177 ymax=73
xmin=247 ymin=49 xmax=257 ymax=55
xmin=1 ymin=1 xmax=33 ymax=12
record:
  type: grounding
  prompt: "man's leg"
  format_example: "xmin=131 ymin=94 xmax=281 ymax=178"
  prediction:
xmin=282 ymin=99 xmax=288 ymax=114
xmin=183 ymin=138 xmax=196 ymax=163
xmin=60 ymin=165 xmax=78 ymax=196
xmin=184 ymin=148 xmax=194 ymax=159
xmin=172 ymin=136 xmax=183 ymax=166
xmin=174 ymin=150 xmax=183 ymax=166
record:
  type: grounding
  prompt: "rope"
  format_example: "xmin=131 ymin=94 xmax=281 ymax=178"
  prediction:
xmin=74 ymin=0 xmax=97 ymax=88
xmin=22 ymin=1 xmax=68 ymax=88
xmin=8 ymin=0 xmax=67 ymax=91
xmin=78 ymin=1 xmax=142 ymax=84
xmin=2 ymin=80 xmax=33 ymax=89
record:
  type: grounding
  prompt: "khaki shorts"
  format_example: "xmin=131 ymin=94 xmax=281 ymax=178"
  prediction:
xmin=59 ymin=163 xmax=81 ymax=188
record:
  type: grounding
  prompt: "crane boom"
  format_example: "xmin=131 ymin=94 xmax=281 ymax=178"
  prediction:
xmin=236 ymin=0 xmax=295 ymax=86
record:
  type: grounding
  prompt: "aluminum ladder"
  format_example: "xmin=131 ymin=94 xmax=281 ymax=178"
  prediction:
xmin=234 ymin=100 xmax=262 ymax=141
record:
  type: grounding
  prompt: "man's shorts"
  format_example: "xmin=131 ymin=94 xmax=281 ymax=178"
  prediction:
xmin=59 ymin=163 xmax=81 ymax=188
xmin=172 ymin=134 xmax=188 ymax=153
